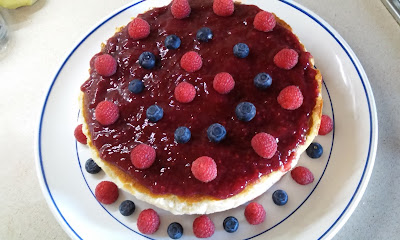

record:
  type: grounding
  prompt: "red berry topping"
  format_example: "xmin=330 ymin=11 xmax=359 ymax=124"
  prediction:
xmin=291 ymin=166 xmax=314 ymax=185
xmin=94 ymin=54 xmax=117 ymax=77
xmin=213 ymin=0 xmax=234 ymax=17
xmin=95 ymin=100 xmax=119 ymax=126
xmin=130 ymin=144 xmax=156 ymax=169
xmin=180 ymin=51 xmax=202 ymax=72
xmin=174 ymin=82 xmax=196 ymax=103
xmin=128 ymin=18 xmax=150 ymax=40
xmin=299 ymin=52 xmax=313 ymax=67
xmin=244 ymin=202 xmax=266 ymax=225
xmin=253 ymin=11 xmax=276 ymax=32
xmin=280 ymin=162 xmax=292 ymax=172
xmin=277 ymin=85 xmax=304 ymax=110
xmin=273 ymin=49 xmax=299 ymax=70
xmin=171 ymin=0 xmax=191 ymax=19
xmin=193 ymin=215 xmax=215 ymax=238
xmin=191 ymin=156 xmax=217 ymax=183
xmin=319 ymin=115 xmax=333 ymax=135
xmin=137 ymin=209 xmax=160 ymax=234
xmin=251 ymin=133 xmax=277 ymax=159
xmin=213 ymin=72 xmax=235 ymax=94
xmin=74 ymin=124 xmax=87 ymax=144
xmin=95 ymin=181 xmax=119 ymax=204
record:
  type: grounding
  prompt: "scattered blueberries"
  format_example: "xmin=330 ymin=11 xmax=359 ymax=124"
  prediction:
xmin=174 ymin=126 xmax=191 ymax=144
xmin=272 ymin=189 xmax=288 ymax=206
xmin=223 ymin=216 xmax=239 ymax=233
xmin=146 ymin=105 xmax=164 ymax=122
xmin=233 ymin=43 xmax=249 ymax=58
xmin=119 ymin=200 xmax=136 ymax=216
xmin=128 ymin=79 xmax=144 ymax=94
xmin=139 ymin=51 xmax=156 ymax=69
xmin=235 ymin=102 xmax=256 ymax=122
xmin=306 ymin=142 xmax=323 ymax=158
xmin=85 ymin=158 xmax=101 ymax=174
xmin=165 ymin=35 xmax=181 ymax=49
xmin=167 ymin=222 xmax=183 ymax=239
xmin=254 ymin=73 xmax=272 ymax=90
xmin=207 ymin=123 xmax=226 ymax=143
xmin=196 ymin=27 xmax=213 ymax=42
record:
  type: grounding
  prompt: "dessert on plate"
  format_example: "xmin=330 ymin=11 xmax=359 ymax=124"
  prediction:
xmin=79 ymin=0 xmax=322 ymax=215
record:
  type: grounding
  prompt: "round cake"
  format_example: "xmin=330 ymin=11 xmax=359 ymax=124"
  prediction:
xmin=80 ymin=0 xmax=322 ymax=215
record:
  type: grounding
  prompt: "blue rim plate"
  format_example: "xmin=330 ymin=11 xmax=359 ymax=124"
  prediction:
xmin=35 ymin=0 xmax=378 ymax=239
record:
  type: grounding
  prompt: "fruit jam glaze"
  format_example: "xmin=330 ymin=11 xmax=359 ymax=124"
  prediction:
xmin=81 ymin=0 xmax=319 ymax=199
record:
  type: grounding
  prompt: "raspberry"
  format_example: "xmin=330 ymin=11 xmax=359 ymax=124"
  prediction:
xmin=193 ymin=215 xmax=215 ymax=238
xmin=128 ymin=18 xmax=150 ymax=40
xmin=174 ymin=82 xmax=196 ymax=103
xmin=213 ymin=72 xmax=235 ymax=94
xmin=277 ymin=85 xmax=303 ymax=110
xmin=180 ymin=51 xmax=202 ymax=72
xmin=130 ymin=144 xmax=156 ymax=169
xmin=171 ymin=0 xmax=191 ymax=19
xmin=244 ymin=202 xmax=266 ymax=225
xmin=74 ymin=124 xmax=87 ymax=144
xmin=253 ymin=11 xmax=276 ymax=32
xmin=94 ymin=54 xmax=117 ymax=77
xmin=137 ymin=209 xmax=160 ymax=234
xmin=191 ymin=156 xmax=217 ymax=183
xmin=213 ymin=0 xmax=234 ymax=17
xmin=291 ymin=166 xmax=314 ymax=185
xmin=95 ymin=181 xmax=119 ymax=204
xmin=273 ymin=49 xmax=299 ymax=70
xmin=251 ymin=133 xmax=277 ymax=159
xmin=95 ymin=100 xmax=120 ymax=126
xmin=319 ymin=114 xmax=333 ymax=135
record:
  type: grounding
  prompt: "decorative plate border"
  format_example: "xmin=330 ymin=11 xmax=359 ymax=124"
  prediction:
xmin=36 ymin=0 xmax=377 ymax=239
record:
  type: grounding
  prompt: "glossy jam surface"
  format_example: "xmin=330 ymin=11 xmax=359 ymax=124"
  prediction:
xmin=81 ymin=0 xmax=319 ymax=199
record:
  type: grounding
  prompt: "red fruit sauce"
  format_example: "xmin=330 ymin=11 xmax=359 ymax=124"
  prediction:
xmin=80 ymin=0 xmax=319 ymax=199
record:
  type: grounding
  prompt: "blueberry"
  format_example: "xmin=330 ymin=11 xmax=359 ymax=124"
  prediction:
xmin=196 ymin=27 xmax=213 ymax=42
xmin=128 ymin=79 xmax=144 ymax=94
xmin=272 ymin=189 xmax=288 ymax=206
xmin=207 ymin=123 xmax=226 ymax=143
xmin=223 ymin=216 xmax=239 ymax=233
xmin=233 ymin=43 xmax=249 ymax=58
xmin=146 ymin=105 xmax=164 ymax=122
xmin=174 ymin=126 xmax=191 ymax=144
xmin=165 ymin=35 xmax=181 ymax=49
xmin=167 ymin=222 xmax=183 ymax=239
xmin=139 ymin=51 xmax=156 ymax=69
xmin=306 ymin=142 xmax=323 ymax=158
xmin=235 ymin=102 xmax=256 ymax=122
xmin=254 ymin=73 xmax=272 ymax=90
xmin=119 ymin=200 xmax=135 ymax=216
xmin=85 ymin=158 xmax=101 ymax=174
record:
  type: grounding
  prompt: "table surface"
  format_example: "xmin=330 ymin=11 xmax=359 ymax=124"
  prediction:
xmin=0 ymin=0 xmax=399 ymax=239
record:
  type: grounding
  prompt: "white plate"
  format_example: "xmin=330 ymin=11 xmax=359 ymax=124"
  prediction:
xmin=36 ymin=0 xmax=378 ymax=239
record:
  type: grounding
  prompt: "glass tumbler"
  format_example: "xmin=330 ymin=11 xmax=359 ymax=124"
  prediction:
xmin=0 ymin=13 xmax=8 ymax=53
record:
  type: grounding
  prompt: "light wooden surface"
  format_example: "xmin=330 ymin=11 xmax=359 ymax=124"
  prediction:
xmin=0 ymin=0 xmax=399 ymax=239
